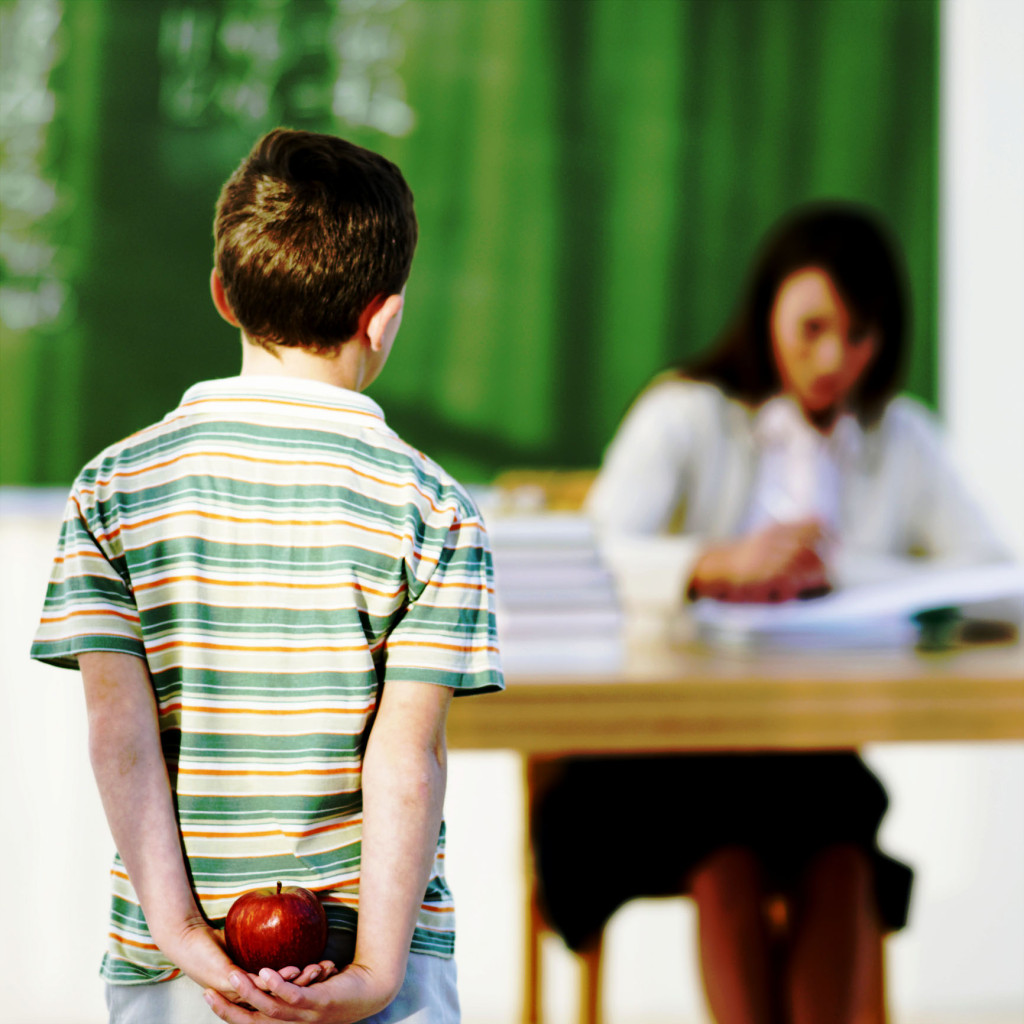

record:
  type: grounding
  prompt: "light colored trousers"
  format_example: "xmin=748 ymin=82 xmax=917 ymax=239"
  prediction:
xmin=105 ymin=953 xmax=459 ymax=1024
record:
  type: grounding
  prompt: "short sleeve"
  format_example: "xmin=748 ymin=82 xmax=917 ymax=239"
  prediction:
xmin=383 ymin=514 xmax=504 ymax=695
xmin=30 ymin=490 xmax=146 ymax=669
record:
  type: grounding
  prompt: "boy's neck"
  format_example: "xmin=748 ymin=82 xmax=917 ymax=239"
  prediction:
xmin=239 ymin=335 xmax=371 ymax=393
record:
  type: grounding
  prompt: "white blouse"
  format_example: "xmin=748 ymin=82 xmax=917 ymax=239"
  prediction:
xmin=586 ymin=377 xmax=1011 ymax=614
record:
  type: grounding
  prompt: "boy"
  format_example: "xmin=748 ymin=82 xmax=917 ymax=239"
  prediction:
xmin=31 ymin=128 xmax=504 ymax=1024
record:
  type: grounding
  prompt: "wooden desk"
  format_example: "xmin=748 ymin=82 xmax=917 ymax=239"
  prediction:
xmin=448 ymin=639 xmax=1024 ymax=753
xmin=449 ymin=640 xmax=1024 ymax=1024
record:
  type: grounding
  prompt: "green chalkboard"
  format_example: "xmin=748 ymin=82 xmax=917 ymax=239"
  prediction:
xmin=0 ymin=0 xmax=938 ymax=486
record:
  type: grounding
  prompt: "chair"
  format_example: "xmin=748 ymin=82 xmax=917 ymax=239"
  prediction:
xmin=522 ymin=755 xmax=604 ymax=1024
xmin=524 ymin=882 xmax=603 ymax=1024
xmin=520 ymin=754 xmax=889 ymax=1024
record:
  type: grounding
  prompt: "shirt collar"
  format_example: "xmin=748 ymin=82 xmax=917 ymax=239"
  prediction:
xmin=169 ymin=375 xmax=392 ymax=432
xmin=753 ymin=395 xmax=862 ymax=460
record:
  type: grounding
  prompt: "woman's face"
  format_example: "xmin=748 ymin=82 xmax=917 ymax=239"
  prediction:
xmin=770 ymin=267 xmax=879 ymax=424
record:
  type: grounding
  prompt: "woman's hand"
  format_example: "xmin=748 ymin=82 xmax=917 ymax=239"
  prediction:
xmin=689 ymin=519 xmax=831 ymax=603
xmin=204 ymin=961 xmax=400 ymax=1023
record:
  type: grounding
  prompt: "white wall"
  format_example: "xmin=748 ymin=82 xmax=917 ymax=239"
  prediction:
xmin=940 ymin=0 xmax=1024 ymax=559
xmin=1 ymin=496 xmax=113 ymax=1024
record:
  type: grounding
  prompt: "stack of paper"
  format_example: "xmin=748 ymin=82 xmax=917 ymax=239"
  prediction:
xmin=487 ymin=513 xmax=626 ymax=673
xmin=692 ymin=561 xmax=1024 ymax=651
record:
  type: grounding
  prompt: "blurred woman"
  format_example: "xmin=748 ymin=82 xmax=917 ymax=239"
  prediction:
xmin=533 ymin=202 xmax=1011 ymax=1024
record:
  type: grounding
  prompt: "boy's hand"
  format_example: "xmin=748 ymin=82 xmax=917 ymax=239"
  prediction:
xmin=205 ymin=679 xmax=452 ymax=1022
xmin=254 ymin=961 xmax=340 ymax=988
xmin=204 ymin=962 xmax=399 ymax=1023
xmin=154 ymin=918 xmax=337 ymax=1006
xmin=151 ymin=919 xmax=244 ymax=1004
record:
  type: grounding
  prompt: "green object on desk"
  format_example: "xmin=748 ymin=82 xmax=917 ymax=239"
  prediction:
xmin=913 ymin=607 xmax=962 ymax=651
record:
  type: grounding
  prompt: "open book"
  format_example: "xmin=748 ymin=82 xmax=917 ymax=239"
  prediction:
xmin=692 ymin=562 xmax=1024 ymax=650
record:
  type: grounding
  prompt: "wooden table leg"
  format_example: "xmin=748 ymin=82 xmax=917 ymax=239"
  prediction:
xmin=522 ymin=755 xmax=570 ymax=1024
xmin=523 ymin=754 xmax=544 ymax=1024
xmin=578 ymin=936 xmax=604 ymax=1024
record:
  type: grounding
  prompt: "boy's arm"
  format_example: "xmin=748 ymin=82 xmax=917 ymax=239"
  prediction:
xmin=353 ymin=678 xmax=453 ymax=994
xmin=206 ymin=678 xmax=453 ymax=1023
xmin=79 ymin=652 xmax=243 ymax=999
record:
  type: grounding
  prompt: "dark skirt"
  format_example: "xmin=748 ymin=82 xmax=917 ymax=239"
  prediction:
xmin=532 ymin=751 xmax=913 ymax=951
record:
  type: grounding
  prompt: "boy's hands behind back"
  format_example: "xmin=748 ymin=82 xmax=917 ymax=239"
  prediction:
xmin=157 ymin=918 xmax=337 ymax=1011
xmin=204 ymin=961 xmax=397 ymax=1023
xmin=154 ymin=918 xmax=243 ymax=1005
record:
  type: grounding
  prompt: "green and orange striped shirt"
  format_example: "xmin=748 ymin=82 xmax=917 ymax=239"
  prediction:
xmin=31 ymin=375 xmax=504 ymax=984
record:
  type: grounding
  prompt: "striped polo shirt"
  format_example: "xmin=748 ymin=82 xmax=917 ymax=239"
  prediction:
xmin=31 ymin=375 xmax=504 ymax=984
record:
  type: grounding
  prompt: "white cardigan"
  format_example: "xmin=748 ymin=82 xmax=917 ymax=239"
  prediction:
xmin=586 ymin=378 xmax=1011 ymax=614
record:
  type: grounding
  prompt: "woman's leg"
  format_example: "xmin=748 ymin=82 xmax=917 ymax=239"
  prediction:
xmin=852 ymin=914 xmax=888 ymax=1024
xmin=690 ymin=846 xmax=775 ymax=1024
xmin=786 ymin=844 xmax=881 ymax=1024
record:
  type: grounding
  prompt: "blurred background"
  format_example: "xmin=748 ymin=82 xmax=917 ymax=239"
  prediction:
xmin=2 ymin=0 xmax=944 ymax=486
xmin=1 ymin=0 xmax=1021 ymax=1022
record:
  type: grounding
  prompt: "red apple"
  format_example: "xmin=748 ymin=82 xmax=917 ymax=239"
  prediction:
xmin=225 ymin=881 xmax=328 ymax=973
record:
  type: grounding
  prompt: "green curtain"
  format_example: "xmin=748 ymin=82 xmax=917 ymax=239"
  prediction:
xmin=0 ymin=0 xmax=938 ymax=486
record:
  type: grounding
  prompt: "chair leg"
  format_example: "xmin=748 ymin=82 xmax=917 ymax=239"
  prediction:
xmin=524 ymin=884 xmax=545 ymax=1024
xmin=577 ymin=935 xmax=604 ymax=1024
xmin=523 ymin=755 xmax=555 ymax=1024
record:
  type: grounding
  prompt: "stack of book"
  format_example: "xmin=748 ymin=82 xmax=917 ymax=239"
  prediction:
xmin=485 ymin=512 xmax=625 ymax=674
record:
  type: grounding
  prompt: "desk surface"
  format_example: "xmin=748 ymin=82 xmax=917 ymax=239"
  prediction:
xmin=447 ymin=639 xmax=1024 ymax=753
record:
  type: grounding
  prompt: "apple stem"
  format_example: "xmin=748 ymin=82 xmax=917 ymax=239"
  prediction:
xmin=276 ymin=881 xmax=282 ymax=894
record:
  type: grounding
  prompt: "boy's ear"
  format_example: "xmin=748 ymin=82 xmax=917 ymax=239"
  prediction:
xmin=360 ymin=293 xmax=405 ymax=352
xmin=210 ymin=269 xmax=241 ymax=327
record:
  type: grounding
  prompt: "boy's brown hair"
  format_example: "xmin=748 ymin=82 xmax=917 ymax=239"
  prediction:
xmin=214 ymin=128 xmax=417 ymax=351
